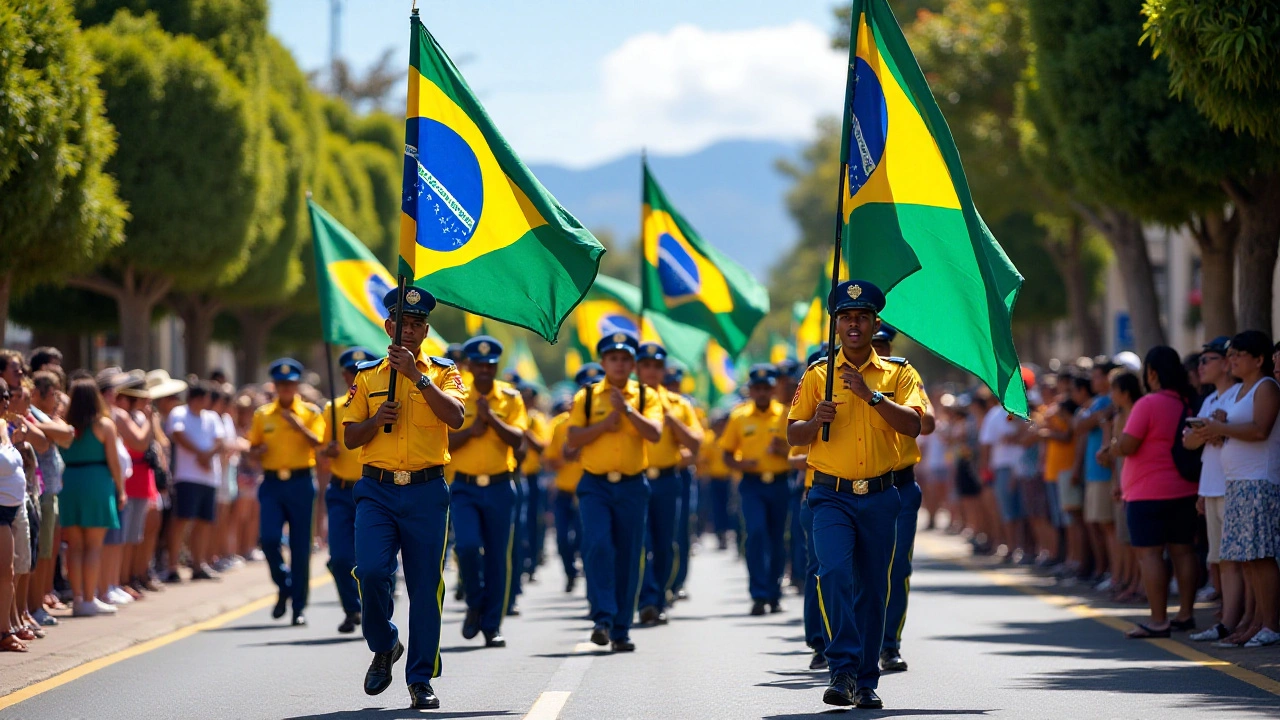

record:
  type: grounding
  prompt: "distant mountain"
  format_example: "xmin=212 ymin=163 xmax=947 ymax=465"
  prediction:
xmin=530 ymin=139 xmax=803 ymax=280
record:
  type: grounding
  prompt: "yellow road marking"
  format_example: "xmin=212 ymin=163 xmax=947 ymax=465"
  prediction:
xmin=0 ymin=576 xmax=332 ymax=710
xmin=522 ymin=690 xmax=572 ymax=720
xmin=915 ymin=534 xmax=1280 ymax=697
xmin=572 ymin=641 xmax=600 ymax=653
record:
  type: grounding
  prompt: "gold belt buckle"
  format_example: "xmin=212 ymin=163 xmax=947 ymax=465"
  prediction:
xmin=393 ymin=470 xmax=411 ymax=486
xmin=761 ymin=472 xmax=775 ymax=484
xmin=476 ymin=474 xmax=490 ymax=488
xmin=607 ymin=471 xmax=623 ymax=483
xmin=852 ymin=478 xmax=869 ymax=495
xmin=278 ymin=469 xmax=291 ymax=481
xmin=645 ymin=468 xmax=659 ymax=480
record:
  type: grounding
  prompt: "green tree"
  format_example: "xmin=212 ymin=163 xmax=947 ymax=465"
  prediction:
xmin=0 ymin=0 xmax=126 ymax=344
xmin=68 ymin=12 xmax=262 ymax=368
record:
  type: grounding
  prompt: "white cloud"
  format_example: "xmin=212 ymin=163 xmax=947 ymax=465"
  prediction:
xmin=497 ymin=21 xmax=846 ymax=168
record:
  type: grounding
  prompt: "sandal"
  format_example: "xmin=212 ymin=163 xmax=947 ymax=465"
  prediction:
xmin=14 ymin=627 xmax=36 ymax=642
xmin=0 ymin=632 xmax=29 ymax=653
xmin=1126 ymin=623 xmax=1172 ymax=639
xmin=1170 ymin=617 xmax=1196 ymax=632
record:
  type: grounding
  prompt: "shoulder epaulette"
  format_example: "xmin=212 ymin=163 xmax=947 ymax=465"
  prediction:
xmin=355 ymin=359 xmax=381 ymax=372
xmin=885 ymin=356 xmax=909 ymax=366
xmin=501 ymin=386 xmax=520 ymax=397
xmin=429 ymin=356 xmax=455 ymax=367
xmin=807 ymin=356 xmax=828 ymax=370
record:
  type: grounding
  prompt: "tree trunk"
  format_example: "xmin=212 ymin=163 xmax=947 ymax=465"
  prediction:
xmin=0 ymin=271 xmax=11 ymax=347
xmin=1191 ymin=209 xmax=1239 ymax=340
xmin=30 ymin=329 xmax=84 ymax=370
xmin=171 ymin=293 xmax=222 ymax=379
xmin=1056 ymin=217 xmax=1104 ymax=355
xmin=1224 ymin=174 xmax=1280 ymax=334
xmin=1078 ymin=205 xmax=1168 ymax=352
xmin=233 ymin=307 xmax=287 ymax=385
xmin=67 ymin=265 xmax=172 ymax=370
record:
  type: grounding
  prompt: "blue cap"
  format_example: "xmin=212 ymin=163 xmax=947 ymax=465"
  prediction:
xmin=806 ymin=343 xmax=830 ymax=366
xmin=268 ymin=358 xmax=304 ymax=382
xmin=596 ymin=330 xmax=639 ymax=358
xmin=1203 ymin=336 xmax=1231 ymax=354
xmin=664 ymin=367 xmax=685 ymax=386
xmin=776 ymin=358 xmax=802 ymax=381
xmin=747 ymin=363 xmax=778 ymax=387
xmin=462 ymin=335 xmax=503 ymax=364
xmin=636 ymin=342 xmax=667 ymax=362
xmin=338 ymin=347 xmax=376 ymax=371
xmin=873 ymin=323 xmax=898 ymax=344
xmin=828 ymin=279 xmax=886 ymax=314
xmin=445 ymin=343 xmax=465 ymax=362
xmin=382 ymin=285 xmax=436 ymax=318
xmin=575 ymin=362 xmax=605 ymax=386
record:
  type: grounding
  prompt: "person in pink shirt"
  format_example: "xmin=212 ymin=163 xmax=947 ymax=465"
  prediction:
xmin=1112 ymin=346 xmax=1199 ymax=639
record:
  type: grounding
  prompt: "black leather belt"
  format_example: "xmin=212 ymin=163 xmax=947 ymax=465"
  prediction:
xmin=812 ymin=470 xmax=895 ymax=496
xmin=644 ymin=465 xmax=679 ymax=480
xmin=586 ymin=471 xmax=643 ymax=484
xmin=741 ymin=471 xmax=787 ymax=485
xmin=454 ymin=471 xmax=513 ymax=488
xmin=265 ymin=468 xmax=311 ymax=481
xmin=893 ymin=464 xmax=916 ymax=489
xmin=329 ymin=476 xmax=359 ymax=490
xmin=362 ymin=464 xmax=445 ymax=486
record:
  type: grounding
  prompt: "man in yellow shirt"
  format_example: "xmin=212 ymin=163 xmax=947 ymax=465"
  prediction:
xmin=448 ymin=335 xmax=528 ymax=648
xmin=776 ymin=358 xmax=809 ymax=598
xmin=788 ymin=280 xmax=924 ymax=710
xmin=662 ymin=366 xmax=700 ymax=602
xmin=321 ymin=346 xmax=377 ymax=635
xmin=545 ymin=365 xmax=600 ymax=593
xmin=248 ymin=358 xmax=325 ymax=627
xmin=343 ymin=286 xmax=465 ymax=710
xmin=566 ymin=332 xmax=663 ymax=652
xmin=721 ymin=364 xmax=793 ymax=616
xmin=636 ymin=343 xmax=703 ymax=626
xmin=699 ymin=413 xmax=734 ymax=550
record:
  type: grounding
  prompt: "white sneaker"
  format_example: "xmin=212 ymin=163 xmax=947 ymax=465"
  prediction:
xmin=93 ymin=598 xmax=118 ymax=614
xmin=108 ymin=587 xmax=133 ymax=605
xmin=1195 ymin=584 xmax=1218 ymax=602
xmin=72 ymin=599 xmax=100 ymax=617
xmin=1190 ymin=624 xmax=1228 ymax=642
xmin=1243 ymin=628 xmax=1280 ymax=648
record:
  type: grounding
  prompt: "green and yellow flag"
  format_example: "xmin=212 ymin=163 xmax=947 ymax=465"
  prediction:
xmin=639 ymin=161 xmax=769 ymax=355
xmin=570 ymin=274 xmax=710 ymax=372
xmin=310 ymin=199 xmax=449 ymax=356
xmin=840 ymin=0 xmax=1026 ymax=415
xmin=768 ymin=333 xmax=794 ymax=364
xmin=397 ymin=11 xmax=603 ymax=342
xmin=504 ymin=336 xmax=544 ymax=388
xmin=796 ymin=249 xmax=847 ymax=360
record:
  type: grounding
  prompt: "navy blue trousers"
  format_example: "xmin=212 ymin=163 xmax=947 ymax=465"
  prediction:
xmin=577 ymin=473 xmax=649 ymax=641
xmin=884 ymin=475 xmax=921 ymax=650
xmin=800 ymin=493 xmax=824 ymax=652
xmin=525 ymin=472 xmax=546 ymax=576
xmin=324 ymin=480 xmax=361 ymax=615
xmin=788 ymin=477 xmax=807 ymax=591
xmin=552 ymin=489 xmax=580 ymax=579
xmin=508 ymin=475 xmax=527 ymax=608
xmin=739 ymin=474 xmax=791 ymax=602
xmin=708 ymin=477 xmax=733 ymax=536
xmin=672 ymin=468 xmax=694 ymax=591
xmin=259 ymin=472 xmax=315 ymax=613
xmin=451 ymin=479 xmax=516 ymax=634
xmin=639 ymin=470 xmax=682 ymax=611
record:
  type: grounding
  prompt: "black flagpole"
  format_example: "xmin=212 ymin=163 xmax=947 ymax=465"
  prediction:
xmin=384 ymin=274 xmax=407 ymax=433
xmin=821 ymin=164 xmax=848 ymax=443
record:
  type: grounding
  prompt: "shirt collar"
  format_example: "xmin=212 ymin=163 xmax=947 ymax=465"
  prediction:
xmin=835 ymin=347 xmax=885 ymax=373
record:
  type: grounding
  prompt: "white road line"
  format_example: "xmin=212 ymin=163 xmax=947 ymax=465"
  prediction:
xmin=520 ymin=640 xmax=600 ymax=719
xmin=523 ymin=691 xmax=572 ymax=720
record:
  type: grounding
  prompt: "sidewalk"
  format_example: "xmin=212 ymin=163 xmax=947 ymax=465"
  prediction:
xmin=915 ymin=530 xmax=1280 ymax=692
xmin=0 ymin=555 xmax=329 ymax=697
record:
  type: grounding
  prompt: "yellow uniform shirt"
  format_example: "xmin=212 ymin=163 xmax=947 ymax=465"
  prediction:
xmin=323 ymin=398 xmax=364 ymax=480
xmin=892 ymin=362 xmax=929 ymax=471
xmin=248 ymin=397 xmax=325 ymax=471
xmin=698 ymin=429 xmax=732 ymax=478
xmin=788 ymin=349 xmax=924 ymax=480
xmin=720 ymin=400 xmax=792 ymax=475
xmin=521 ymin=410 xmax=551 ymax=475
xmin=545 ymin=412 xmax=582 ymax=493
xmin=342 ymin=351 xmax=467 ymax=471
xmin=646 ymin=387 xmax=703 ymax=470
xmin=569 ymin=379 xmax=663 ymax=476
xmin=449 ymin=380 xmax=529 ymax=475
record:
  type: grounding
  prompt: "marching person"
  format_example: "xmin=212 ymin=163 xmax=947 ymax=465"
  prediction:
xmin=545 ymin=364 xmax=603 ymax=594
xmin=519 ymin=381 xmax=551 ymax=586
xmin=721 ymin=364 xmax=792 ymax=616
xmin=871 ymin=324 xmax=935 ymax=674
xmin=663 ymin=366 xmax=699 ymax=602
xmin=449 ymin=335 xmax=528 ymax=648
xmin=636 ymin=343 xmax=703 ymax=625
xmin=699 ymin=413 xmax=734 ymax=550
xmin=247 ymin=359 xmax=325 ymax=627
xmin=775 ymin=358 xmax=808 ymax=595
xmin=565 ymin=332 xmax=663 ymax=652
xmin=321 ymin=347 xmax=377 ymax=635
xmin=343 ymin=286 xmax=466 ymax=710
xmin=788 ymin=280 xmax=924 ymax=710
xmin=797 ymin=346 xmax=828 ymax=671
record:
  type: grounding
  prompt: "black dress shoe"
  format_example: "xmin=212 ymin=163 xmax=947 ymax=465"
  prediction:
xmin=454 ymin=585 xmax=464 ymax=602
xmin=880 ymin=648 xmax=907 ymax=672
xmin=462 ymin=608 xmax=481 ymax=640
xmin=272 ymin=592 xmax=288 ymax=620
xmin=483 ymin=631 xmax=506 ymax=648
xmin=750 ymin=600 xmax=767 ymax=616
xmin=611 ymin=638 xmax=636 ymax=652
xmin=809 ymin=650 xmax=828 ymax=670
xmin=768 ymin=600 xmax=783 ymax=614
xmin=565 ymin=576 xmax=576 ymax=593
xmin=506 ymin=603 xmax=521 ymax=617
xmin=338 ymin=612 xmax=360 ymax=634
xmin=655 ymin=610 xmax=669 ymax=625
xmin=823 ymin=673 xmax=856 ymax=707
xmin=291 ymin=613 xmax=307 ymax=626
xmin=590 ymin=626 xmax=610 ymax=646
xmin=855 ymin=687 xmax=883 ymax=709
xmin=364 ymin=641 xmax=404 ymax=696
xmin=408 ymin=681 xmax=440 ymax=710
xmin=638 ymin=606 xmax=660 ymax=625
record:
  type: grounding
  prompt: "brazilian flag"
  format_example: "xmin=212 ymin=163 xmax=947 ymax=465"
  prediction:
xmin=503 ymin=336 xmax=545 ymax=388
xmin=310 ymin=199 xmax=449 ymax=356
xmin=640 ymin=161 xmax=769 ymax=356
xmin=841 ymin=0 xmax=1026 ymax=415
xmin=398 ymin=12 xmax=603 ymax=342
xmin=796 ymin=248 xmax=847 ymax=361
xmin=570 ymin=274 xmax=710 ymax=372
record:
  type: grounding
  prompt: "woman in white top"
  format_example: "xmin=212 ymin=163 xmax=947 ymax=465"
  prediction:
xmin=1201 ymin=330 xmax=1280 ymax=648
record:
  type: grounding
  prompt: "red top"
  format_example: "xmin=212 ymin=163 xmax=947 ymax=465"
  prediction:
xmin=124 ymin=445 xmax=157 ymax=501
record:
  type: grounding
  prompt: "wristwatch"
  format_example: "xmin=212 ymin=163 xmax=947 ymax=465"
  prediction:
xmin=868 ymin=391 xmax=885 ymax=407
xmin=415 ymin=374 xmax=432 ymax=391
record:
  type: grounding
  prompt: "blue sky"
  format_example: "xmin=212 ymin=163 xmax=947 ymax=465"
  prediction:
xmin=269 ymin=0 xmax=847 ymax=167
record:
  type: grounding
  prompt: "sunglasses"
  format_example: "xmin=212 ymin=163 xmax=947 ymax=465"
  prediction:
xmin=1199 ymin=354 xmax=1223 ymax=364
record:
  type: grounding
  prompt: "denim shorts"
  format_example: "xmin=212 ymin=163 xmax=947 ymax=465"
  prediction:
xmin=994 ymin=467 xmax=1024 ymax=522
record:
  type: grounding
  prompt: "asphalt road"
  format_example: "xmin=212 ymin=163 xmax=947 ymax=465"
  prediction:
xmin=3 ymin=529 xmax=1278 ymax=720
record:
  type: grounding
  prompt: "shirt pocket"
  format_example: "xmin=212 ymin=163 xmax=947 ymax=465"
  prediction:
xmin=409 ymin=393 xmax=441 ymax=429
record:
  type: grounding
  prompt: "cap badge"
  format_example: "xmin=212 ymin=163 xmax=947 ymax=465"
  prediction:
xmin=478 ymin=341 xmax=491 ymax=355
xmin=405 ymin=289 xmax=422 ymax=305
xmin=353 ymin=351 xmax=366 ymax=360
xmin=612 ymin=333 xmax=626 ymax=343
xmin=848 ymin=284 xmax=862 ymax=300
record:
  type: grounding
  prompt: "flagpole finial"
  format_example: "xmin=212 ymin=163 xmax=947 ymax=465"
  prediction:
xmin=411 ymin=0 xmax=419 ymax=15
xmin=305 ymin=189 xmax=313 ymax=200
